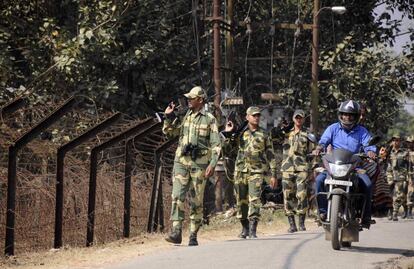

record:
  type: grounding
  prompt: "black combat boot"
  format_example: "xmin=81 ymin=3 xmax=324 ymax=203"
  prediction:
xmin=392 ymin=211 xmax=398 ymax=221
xmin=298 ymin=214 xmax=306 ymax=231
xmin=238 ymin=219 xmax=249 ymax=239
xmin=407 ymin=206 xmax=413 ymax=219
xmin=402 ymin=206 xmax=408 ymax=219
xmin=287 ymin=215 xmax=298 ymax=233
xmin=249 ymin=219 xmax=258 ymax=239
xmin=165 ymin=228 xmax=182 ymax=244
xmin=188 ymin=233 xmax=198 ymax=246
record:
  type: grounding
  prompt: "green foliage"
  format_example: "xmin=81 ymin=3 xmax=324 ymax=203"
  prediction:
xmin=387 ymin=109 xmax=414 ymax=140
xmin=319 ymin=33 xmax=413 ymax=133
xmin=0 ymin=0 xmax=412 ymax=129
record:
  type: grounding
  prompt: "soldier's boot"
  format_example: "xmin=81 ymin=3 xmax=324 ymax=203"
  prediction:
xmin=165 ymin=228 xmax=182 ymax=244
xmin=238 ymin=219 xmax=249 ymax=239
xmin=402 ymin=206 xmax=408 ymax=219
xmin=287 ymin=215 xmax=298 ymax=233
xmin=407 ymin=206 xmax=413 ymax=219
xmin=188 ymin=233 xmax=198 ymax=246
xmin=392 ymin=211 xmax=399 ymax=221
xmin=387 ymin=208 xmax=393 ymax=220
xmin=298 ymin=214 xmax=306 ymax=231
xmin=249 ymin=219 xmax=258 ymax=239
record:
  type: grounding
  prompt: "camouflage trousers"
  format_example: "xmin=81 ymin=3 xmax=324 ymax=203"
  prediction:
xmin=170 ymin=162 xmax=207 ymax=233
xmin=407 ymin=180 xmax=414 ymax=206
xmin=282 ymin=171 xmax=308 ymax=216
xmin=234 ymin=172 xmax=262 ymax=221
xmin=391 ymin=181 xmax=407 ymax=212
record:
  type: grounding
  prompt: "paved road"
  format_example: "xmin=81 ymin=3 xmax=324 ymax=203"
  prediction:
xmin=107 ymin=218 xmax=414 ymax=269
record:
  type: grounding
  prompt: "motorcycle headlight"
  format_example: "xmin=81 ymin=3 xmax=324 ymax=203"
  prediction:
xmin=328 ymin=163 xmax=352 ymax=178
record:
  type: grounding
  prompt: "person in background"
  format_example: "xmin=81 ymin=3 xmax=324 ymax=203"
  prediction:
xmin=386 ymin=135 xmax=409 ymax=221
xmin=278 ymin=109 xmax=314 ymax=232
xmin=223 ymin=106 xmax=277 ymax=238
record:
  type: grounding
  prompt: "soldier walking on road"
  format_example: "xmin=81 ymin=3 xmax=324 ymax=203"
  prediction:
xmin=162 ymin=86 xmax=221 ymax=246
xmin=279 ymin=109 xmax=313 ymax=232
xmin=386 ymin=135 xmax=409 ymax=221
xmin=223 ymin=106 xmax=277 ymax=239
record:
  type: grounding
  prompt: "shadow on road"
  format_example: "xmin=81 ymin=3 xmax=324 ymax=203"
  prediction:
xmin=346 ymin=246 xmax=414 ymax=256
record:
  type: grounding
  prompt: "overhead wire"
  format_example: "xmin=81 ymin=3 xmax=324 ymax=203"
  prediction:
xmin=192 ymin=0 xmax=204 ymax=87
xmin=244 ymin=0 xmax=253 ymax=97
xmin=269 ymin=0 xmax=275 ymax=92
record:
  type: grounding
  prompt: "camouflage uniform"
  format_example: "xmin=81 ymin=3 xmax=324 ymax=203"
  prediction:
xmin=280 ymin=128 xmax=311 ymax=217
xmin=386 ymin=147 xmax=409 ymax=217
xmin=163 ymin=89 xmax=221 ymax=237
xmin=223 ymin=113 xmax=277 ymax=222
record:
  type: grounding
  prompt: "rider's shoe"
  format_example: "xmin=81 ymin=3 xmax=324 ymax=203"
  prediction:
xmin=319 ymin=213 xmax=327 ymax=221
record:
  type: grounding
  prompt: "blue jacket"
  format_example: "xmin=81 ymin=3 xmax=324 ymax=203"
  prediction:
xmin=318 ymin=122 xmax=376 ymax=154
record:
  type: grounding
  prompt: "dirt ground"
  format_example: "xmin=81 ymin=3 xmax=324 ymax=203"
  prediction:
xmin=0 ymin=209 xmax=413 ymax=269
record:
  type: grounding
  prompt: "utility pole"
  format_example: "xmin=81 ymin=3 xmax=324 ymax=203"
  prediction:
xmin=213 ymin=0 xmax=221 ymax=121
xmin=310 ymin=0 xmax=320 ymax=133
xmin=225 ymin=0 xmax=234 ymax=91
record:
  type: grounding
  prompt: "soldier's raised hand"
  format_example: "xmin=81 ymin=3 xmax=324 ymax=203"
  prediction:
xmin=225 ymin=120 xmax=234 ymax=132
xmin=165 ymin=102 xmax=175 ymax=115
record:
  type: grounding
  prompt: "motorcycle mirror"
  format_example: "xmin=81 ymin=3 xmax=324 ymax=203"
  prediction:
xmin=368 ymin=135 xmax=382 ymax=146
xmin=307 ymin=133 xmax=319 ymax=144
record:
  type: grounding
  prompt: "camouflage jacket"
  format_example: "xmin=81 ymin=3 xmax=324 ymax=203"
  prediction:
xmin=280 ymin=129 xmax=313 ymax=172
xmin=162 ymin=108 xmax=221 ymax=167
xmin=223 ymin=127 xmax=277 ymax=176
xmin=409 ymin=151 xmax=414 ymax=183
xmin=386 ymin=147 xmax=409 ymax=183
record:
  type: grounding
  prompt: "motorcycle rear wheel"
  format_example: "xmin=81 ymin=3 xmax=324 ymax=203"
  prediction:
xmin=330 ymin=195 xmax=342 ymax=250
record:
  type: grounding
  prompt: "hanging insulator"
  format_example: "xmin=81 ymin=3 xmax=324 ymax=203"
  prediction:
xmin=244 ymin=17 xmax=252 ymax=35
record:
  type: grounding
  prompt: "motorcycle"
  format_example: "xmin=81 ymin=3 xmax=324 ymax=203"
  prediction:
xmin=309 ymin=134 xmax=379 ymax=250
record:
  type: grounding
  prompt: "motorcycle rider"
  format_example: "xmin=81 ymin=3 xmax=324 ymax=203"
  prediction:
xmin=313 ymin=100 xmax=377 ymax=228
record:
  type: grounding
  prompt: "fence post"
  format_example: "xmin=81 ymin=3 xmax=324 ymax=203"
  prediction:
xmin=54 ymin=113 xmax=122 ymax=248
xmin=147 ymin=138 xmax=177 ymax=233
xmin=86 ymin=119 xmax=161 ymax=246
xmin=5 ymin=97 xmax=78 ymax=256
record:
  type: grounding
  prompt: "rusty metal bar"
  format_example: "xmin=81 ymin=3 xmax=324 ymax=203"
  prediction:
xmin=86 ymin=118 xmax=161 ymax=246
xmin=0 ymin=97 xmax=27 ymax=118
xmin=147 ymin=138 xmax=177 ymax=233
xmin=54 ymin=112 xmax=122 ymax=248
xmin=5 ymin=96 xmax=78 ymax=256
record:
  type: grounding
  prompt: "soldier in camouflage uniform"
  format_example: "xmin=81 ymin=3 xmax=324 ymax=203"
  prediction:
xmin=162 ymin=86 xmax=221 ymax=246
xmin=406 ymin=136 xmax=414 ymax=219
xmin=386 ymin=135 xmax=409 ymax=221
xmin=279 ymin=109 xmax=313 ymax=232
xmin=223 ymin=106 xmax=277 ymax=239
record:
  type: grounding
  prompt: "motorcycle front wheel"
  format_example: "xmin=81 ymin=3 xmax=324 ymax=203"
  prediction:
xmin=330 ymin=194 xmax=342 ymax=250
